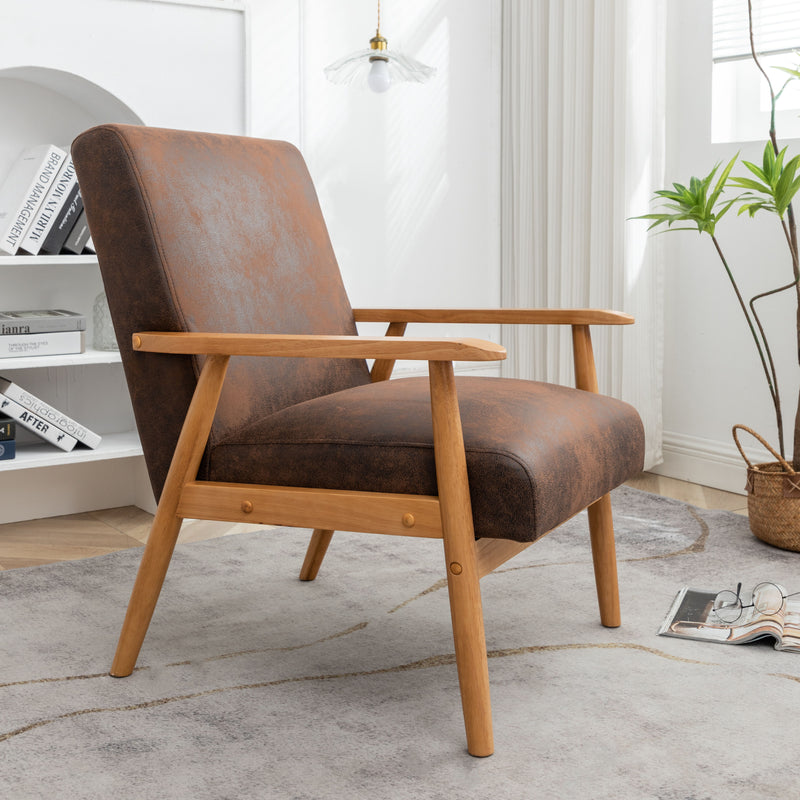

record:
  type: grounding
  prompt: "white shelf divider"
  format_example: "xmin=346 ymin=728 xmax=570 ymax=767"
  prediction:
xmin=0 ymin=347 xmax=122 ymax=371
xmin=0 ymin=430 xmax=142 ymax=472
xmin=0 ymin=254 xmax=98 ymax=268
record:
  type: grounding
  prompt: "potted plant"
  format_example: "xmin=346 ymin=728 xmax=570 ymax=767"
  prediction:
xmin=639 ymin=2 xmax=800 ymax=550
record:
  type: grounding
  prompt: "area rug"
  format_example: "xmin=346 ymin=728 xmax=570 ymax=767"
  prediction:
xmin=2 ymin=486 xmax=800 ymax=799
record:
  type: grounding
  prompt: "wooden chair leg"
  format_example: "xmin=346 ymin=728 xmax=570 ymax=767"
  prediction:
xmin=110 ymin=512 xmax=184 ymax=676
xmin=299 ymin=529 xmax=334 ymax=581
xmin=110 ymin=353 xmax=230 ymax=677
xmin=587 ymin=493 xmax=621 ymax=628
xmin=430 ymin=360 xmax=494 ymax=758
xmin=571 ymin=327 xmax=621 ymax=628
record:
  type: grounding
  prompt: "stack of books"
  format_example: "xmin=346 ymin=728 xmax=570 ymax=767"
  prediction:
xmin=0 ymin=309 xmax=87 ymax=359
xmin=0 ymin=376 xmax=101 ymax=452
xmin=0 ymin=143 xmax=95 ymax=257
xmin=0 ymin=414 xmax=14 ymax=461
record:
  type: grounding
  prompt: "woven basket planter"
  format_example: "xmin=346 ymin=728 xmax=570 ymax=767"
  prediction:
xmin=733 ymin=424 xmax=800 ymax=552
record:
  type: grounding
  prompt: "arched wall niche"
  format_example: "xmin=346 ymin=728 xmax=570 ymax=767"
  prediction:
xmin=0 ymin=66 xmax=143 ymax=172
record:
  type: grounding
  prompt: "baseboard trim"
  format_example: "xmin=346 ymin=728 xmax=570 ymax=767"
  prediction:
xmin=651 ymin=430 xmax=755 ymax=495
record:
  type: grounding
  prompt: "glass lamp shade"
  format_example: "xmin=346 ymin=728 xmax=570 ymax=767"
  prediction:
xmin=324 ymin=48 xmax=436 ymax=92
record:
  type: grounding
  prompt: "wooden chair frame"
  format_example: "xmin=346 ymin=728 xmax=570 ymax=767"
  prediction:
xmin=110 ymin=307 xmax=633 ymax=758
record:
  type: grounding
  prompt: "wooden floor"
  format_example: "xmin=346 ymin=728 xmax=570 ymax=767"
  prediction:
xmin=0 ymin=472 xmax=747 ymax=571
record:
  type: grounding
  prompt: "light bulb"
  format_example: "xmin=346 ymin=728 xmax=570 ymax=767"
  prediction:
xmin=367 ymin=58 xmax=391 ymax=93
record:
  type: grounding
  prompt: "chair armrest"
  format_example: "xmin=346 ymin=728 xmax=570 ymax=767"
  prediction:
xmin=131 ymin=331 xmax=506 ymax=362
xmin=352 ymin=308 xmax=634 ymax=326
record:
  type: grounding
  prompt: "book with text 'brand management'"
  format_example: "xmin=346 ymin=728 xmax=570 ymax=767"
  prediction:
xmin=0 ymin=309 xmax=86 ymax=335
xmin=0 ymin=144 xmax=68 ymax=255
xmin=0 ymin=395 xmax=77 ymax=451
xmin=18 ymin=155 xmax=78 ymax=256
xmin=0 ymin=330 xmax=84 ymax=359
xmin=0 ymin=376 xmax=101 ymax=448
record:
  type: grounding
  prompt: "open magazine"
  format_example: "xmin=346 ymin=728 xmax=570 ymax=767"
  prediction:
xmin=658 ymin=585 xmax=800 ymax=652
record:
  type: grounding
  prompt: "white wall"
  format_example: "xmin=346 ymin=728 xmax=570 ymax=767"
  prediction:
xmin=654 ymin=0 xmax=800 ymax=491
xmin=248 ymin=0 xmax=503 ymax=372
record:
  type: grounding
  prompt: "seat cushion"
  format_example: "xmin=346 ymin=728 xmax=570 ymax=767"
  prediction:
xmin=203 ymin=376 xmax=645 ymax=542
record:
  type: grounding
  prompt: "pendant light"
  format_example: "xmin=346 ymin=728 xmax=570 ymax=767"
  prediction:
xmin=324 ymin=1 xmax=436 ymax=93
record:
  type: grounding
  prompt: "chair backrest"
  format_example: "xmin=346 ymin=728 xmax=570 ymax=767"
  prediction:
xmin=72 ymin=124 xmax=371 ymax=499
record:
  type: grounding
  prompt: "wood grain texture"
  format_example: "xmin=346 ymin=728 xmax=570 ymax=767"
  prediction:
xmin=132 ymin=331 xmax=506 ymax=362
xmin=353 ymin=308 xmax=634 ymax=326
xmin=570 ymin=325 xmax=621 ymax=626
xmin=177 ymin=483 xmax=444 ymax=539
xmin=370 ymin=321 xmax=408 ymax=383
xmin=571 ymin=324 xmax=600 ymax=393
xmin=110 ymin=354 xmax=231 ymax=677
xmin=299 ymin=529 xmax=334 ymax=581
xmin=429 ymin=360 xmax=493 ymax=757
xmin=587 ymin=494 xmax=621 ymax=627
xmin=475 ymin=538 xmax=533 ymax=578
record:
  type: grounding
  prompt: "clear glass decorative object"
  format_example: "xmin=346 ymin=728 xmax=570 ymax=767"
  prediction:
xmin=93 ymin=291 xmax=119 ymax=351
xmin=324 ymin=47 xmax=436 ymax=91
xmin=324 ymin=1 xmax=435 ymax=92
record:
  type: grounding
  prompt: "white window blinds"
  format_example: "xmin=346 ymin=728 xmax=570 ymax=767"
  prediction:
xmin=713 ymin=0 xmax=800 ymax=62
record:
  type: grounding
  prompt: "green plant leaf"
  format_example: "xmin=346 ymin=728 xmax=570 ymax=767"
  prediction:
xmin=730 ymin=144 xmax=800 ymax=220
xmin=709 ymin=154 xmax=738 ymax=208
xmin=632 ymin=155 xmax=739 ymax=237
xmin=775 ymin=66 xmax=800 ymax=79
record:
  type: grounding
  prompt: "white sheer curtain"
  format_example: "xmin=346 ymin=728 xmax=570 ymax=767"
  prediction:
xmin=500 ymin=0 xmax=665 ymax=469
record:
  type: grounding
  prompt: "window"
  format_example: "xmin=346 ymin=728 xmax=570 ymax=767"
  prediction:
xmin=712 ymin=0 xmax=800 ymax=143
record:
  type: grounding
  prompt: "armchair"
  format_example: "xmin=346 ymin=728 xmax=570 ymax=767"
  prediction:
xmin=72 ymin=124 xmax=644 ymax=757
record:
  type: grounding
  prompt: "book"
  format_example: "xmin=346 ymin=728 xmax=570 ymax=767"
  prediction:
xmin=0 ymin=439 xmax=14 ymax=460
xmin=0 ymin=330 xmax=84 ymax=358
xmin=0 ymin=376 xmax=101 ymax=448
xmin=0 ymin=309 xmax=86 ymax=335
xmin=0 ymin=415 xmax=14 ymax=440
xmin=40 ymin=182 xmax=82 ymax=255
xmin=62 ymin=209 xmax=92 ymax=255
xmin=0 ymin=395 xmax=77 ymax=451
xmin=658 ymin=585 xmax=800 ymax=653
xmin=18 ymin=155 xmax=78 ymax=255
xmin=0 ymin=144 xmax=68 ymax=255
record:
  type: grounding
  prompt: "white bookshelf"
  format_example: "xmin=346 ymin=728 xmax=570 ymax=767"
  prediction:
xmin=0 ymin=249 xmax=145 ymax=517
xmin=0 ymin=1 xmax=248 ymax=523
xmin=0 ymin=96 xmax=149 ymax=518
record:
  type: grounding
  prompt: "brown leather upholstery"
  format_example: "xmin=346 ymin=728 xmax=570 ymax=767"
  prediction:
xmin=73 ymin=124 xmax=644 ymax=543
xmin=205 ymin=376 xmax=643 ymax=541
xmin=72 ymin=126 xmax=371 ymax=500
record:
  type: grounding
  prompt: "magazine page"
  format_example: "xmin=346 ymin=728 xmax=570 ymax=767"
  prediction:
xmin=776 ymin=597 xmax=800 ymax=652
xmin=658 ymin=587 xmax=785 ymax=648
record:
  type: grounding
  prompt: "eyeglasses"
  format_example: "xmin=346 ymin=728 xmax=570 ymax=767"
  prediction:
xmin=712 ymin=581 xmax=800 ymax=624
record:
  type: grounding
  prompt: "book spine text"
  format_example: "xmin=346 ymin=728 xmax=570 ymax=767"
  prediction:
xmin=0 ymin=395 xmax=77 ymax=451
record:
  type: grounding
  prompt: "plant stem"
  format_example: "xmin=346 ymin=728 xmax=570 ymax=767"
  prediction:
xmin=711 ymin=234 xmax=784 ymax=454
xmin=749 ymin=280 xmax=795 ymax=457
xmin=749 ymin=0 xmax=800 ymax=466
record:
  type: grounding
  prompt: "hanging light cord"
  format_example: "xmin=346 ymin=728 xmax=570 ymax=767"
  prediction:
xmin=370 ymin=0 xmax=387 ymax=51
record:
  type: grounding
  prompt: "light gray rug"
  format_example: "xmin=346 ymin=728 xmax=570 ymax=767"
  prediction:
xmin=2 ymin=486 xmax=800 ymax=799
